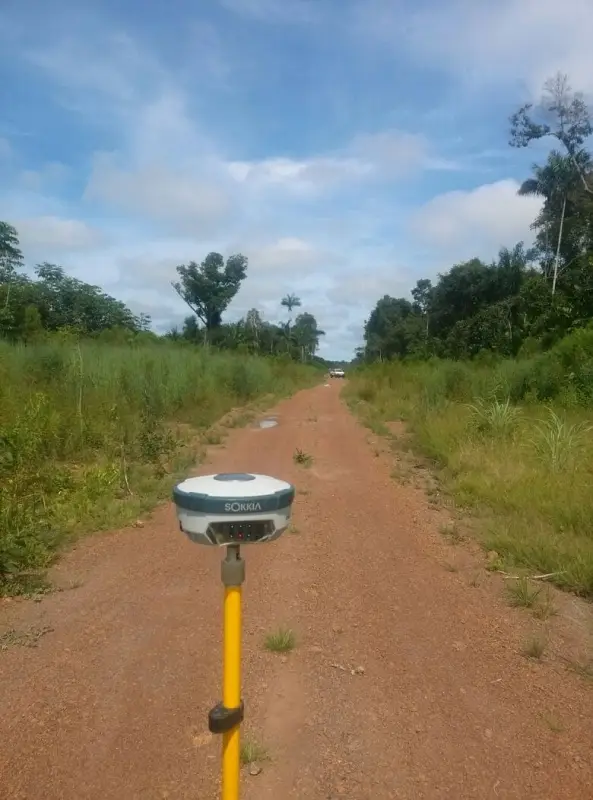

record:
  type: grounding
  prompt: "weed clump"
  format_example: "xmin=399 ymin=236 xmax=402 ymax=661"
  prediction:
xmin=468 ymin=397 xmax=521 ymax=438
xmin=506 ymin=577 xmax=541 ymax=608
xmin=529 ymin=408 xmax=591 ymax=472
xmin=293 ymin=448 xmax=313 ymax=467
xmin=264 ymin=627 xmax=296 ymax=653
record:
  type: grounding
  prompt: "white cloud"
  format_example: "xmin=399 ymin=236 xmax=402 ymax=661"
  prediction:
xmin=351 ymin=130 xmax=457 ymax=173
xmin=229 ymin=130 xmax=454 ymax=196
xmin=17 ymin=163 xmax=70 ymax=192
xmin=16 ymin=216 xmax=104 ymax=255
xmin=228 ymin=155 xmax=370 ymax=192
xmin=356 ymin=0 xmax=593 ymax=95
xmin=86 ymin=127 xmax=444 ymax=229
xmin=410 ymin=179 xmax=543 ymax=260
xmin=24 ymin=30 xmax=215 ymax=166
xmin=329 ymin=267 xmax=410 ymax=308
xmin=84 ymin=154 xmax=233 ymax=234
xmin=97 ymin=237 xmax=224 ymax=294
xmin=25 ymin=30 xmax=165 ymax=111
xmin=220 ymin=237 xmax=341 ymax=315
xmin=243 ymin=237 xmax=329 ymax=274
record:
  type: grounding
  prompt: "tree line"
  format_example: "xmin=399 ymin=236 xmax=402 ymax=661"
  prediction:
xmin=358 ymin=73 xmax=593 ymax=364
xmin=171 ymin=255 xmax=325 ymax=361
xmin=0 ymin=223 xmax=152 ymax=343
xmin=0 ymin=224 xmax=326 ymax=363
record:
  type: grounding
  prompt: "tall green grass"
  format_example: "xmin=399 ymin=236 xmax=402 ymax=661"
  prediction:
xmin=0 ymin=340 xmax=316 ymax=591
xmin=346 ymin=329 xmax=593 ymax=597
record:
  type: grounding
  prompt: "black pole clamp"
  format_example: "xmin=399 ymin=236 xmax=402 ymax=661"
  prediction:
xmin=208 ymin=700 xmax=245 ymax=734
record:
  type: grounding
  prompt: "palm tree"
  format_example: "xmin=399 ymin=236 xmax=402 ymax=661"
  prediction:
xmin=518 ymin=151 xmax=578 ymax=295
xmin=280 ymin=293 xmax=301 ymax=331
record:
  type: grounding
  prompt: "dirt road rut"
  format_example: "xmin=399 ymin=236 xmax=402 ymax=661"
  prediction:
xmin=1 ymin=383 xmax=592 ymax=799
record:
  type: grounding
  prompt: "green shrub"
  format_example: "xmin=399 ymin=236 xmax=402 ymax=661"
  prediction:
xmin=468 ymin=397 xmax=521 ymax=438
xmin=347 ymin=339 xmax=593 ymax=597
xmin=0 ymin=340 xmax=315 ymax=590
xmin=441 ymin=362 xmax=474 ymax=401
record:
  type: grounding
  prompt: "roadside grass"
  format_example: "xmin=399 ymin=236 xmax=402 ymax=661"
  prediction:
xmin=568 ymin=660 xmax=593 ymax=681
xmin=293 ymin=448 xmax=313 ymax=467
xmin=240 ymin=738 xmax=270 ymax=765
xmin=523 ymin=634 xmax=547 ymax=660
xmin=264 ymin=627 xmax=296 ymax=653
xmin=439 ymin=521 xmax=465 ymax=544
xmin=0 ymin=625 xmax=54 ymax=650
xmin=540 ymin=713 xmax=565 ymax=733
xmin=0 ymin=340 xmax=317 ymax=594
xmin=532 ymin=591 xmax=558 ymax=620
xmin=506 ymin=577 xmax=542 ymax=608
xmin=345 ymin=355 xmax=593 ymax=598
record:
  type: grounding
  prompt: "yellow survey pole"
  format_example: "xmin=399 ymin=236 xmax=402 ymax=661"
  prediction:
xmin=208 ymin=544 xmax=245 ymax=800
xmin=173 ymin=472 xmax=296 ymax=800
xmin=222 ymin=584 xmax=242 ymax=800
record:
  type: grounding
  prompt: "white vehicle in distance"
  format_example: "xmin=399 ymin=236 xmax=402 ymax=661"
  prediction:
xmin=328 ymin=367 xmax=345 ymax=378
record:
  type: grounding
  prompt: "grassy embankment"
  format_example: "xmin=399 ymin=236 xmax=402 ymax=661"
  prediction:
xmin=0 ymin=340 xmax=318 ymax=593
xmin=345 ymin=328 xmax=593 ymax=597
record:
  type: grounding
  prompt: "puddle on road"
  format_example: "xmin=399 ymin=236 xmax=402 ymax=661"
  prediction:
xmin=258 ymin=418 xmax=278 ymax=429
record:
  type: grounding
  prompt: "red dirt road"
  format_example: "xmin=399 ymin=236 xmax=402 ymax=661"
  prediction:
xmin=1 ymin=382 xmax=592 ymax=799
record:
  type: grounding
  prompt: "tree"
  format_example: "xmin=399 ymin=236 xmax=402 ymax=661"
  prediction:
xmin=445 ymin=300 xmax=517 ymax=359
xmin=33 ymin=263 xmax=143 ymax=334
xmin=280 ymin=293 xmax=301 ymax=331
xmin=429 ymin=258 xmax=492 ymax=340
xmin=258 ymin=319 xmax=284 ymax=355
xmin=182 ymin=315 xmax=200 ymax=342
xmin=244 ymin=308 xmax=263 ymax=351
xmin=0 ymin=221 xmax=24 ymax=281
xmin=21 ymin=305 xmax=45 ymax=343
xmin=210 ymin=320 xmax=247 ymax=350
xmin=411 ymin=278 xmax=433 ymax=341
xmin=0 ymin=222 xmax=25 ymax=336
xmin=510 ymin=72 xmax=593 ymax=195
xmin=245 ymin=308 xmax=262 ymax=331
xmin=138 ymin=313 xmax=152 ymax=331
xmin=494 ymin=242 xmax=537 ymax=296
xmin=364 ymin=296 xmax=418 ymax=360
xmin=361 ymin=243 xmax=540 ymax=362
xmin=356 ymin=74 xmax=593 ymax=364
xmin=172 ymin=253 xmax=248 ymax=341
xmin=292 ymin=312 xmax=325 ymax=361
xmin=165 ymin=326 xmax=182 ymax=341
xmin=518 ymin=151 xmax=579 ymax=294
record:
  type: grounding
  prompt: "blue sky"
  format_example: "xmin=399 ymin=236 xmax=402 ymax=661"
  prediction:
xmin=1 ymin=0 xmax=591 ymax=359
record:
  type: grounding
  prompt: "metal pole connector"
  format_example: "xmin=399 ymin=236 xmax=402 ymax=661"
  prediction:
xmin=221 ymin=544 xmax=245 ymax=587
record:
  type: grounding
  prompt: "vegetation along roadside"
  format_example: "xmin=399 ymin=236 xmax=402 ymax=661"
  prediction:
xmin=346 ymin=73 xmax=593 ymax=599
xmin=0 ymin=227 xmax=325 ymax=595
